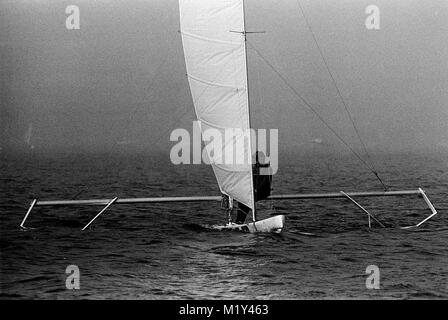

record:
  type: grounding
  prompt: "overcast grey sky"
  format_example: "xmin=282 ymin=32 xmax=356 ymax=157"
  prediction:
xmin=1 ymin=0 xmax=447 ymax=154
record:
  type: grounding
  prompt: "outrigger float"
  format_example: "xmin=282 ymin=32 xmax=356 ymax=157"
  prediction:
xmin=20 ymin=188 xmax=438 ymax=233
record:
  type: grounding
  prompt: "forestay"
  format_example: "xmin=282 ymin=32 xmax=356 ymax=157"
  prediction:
xmin=179 ymin=0 xmax=255 ymax=210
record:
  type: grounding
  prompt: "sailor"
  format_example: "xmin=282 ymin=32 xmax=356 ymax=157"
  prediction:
xmin=253 ymin=151 xmax=273 ymax=202
xmin=232 ymin=151 xmax=272 ymax=224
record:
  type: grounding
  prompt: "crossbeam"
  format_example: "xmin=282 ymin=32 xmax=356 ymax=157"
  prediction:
xmin=32 ymin=190 xmax=422 ymax=207
xmin=268 ymin=190 xmax=422 ymax=200
xmin=34 ymin=196 xmax=222 ymax=206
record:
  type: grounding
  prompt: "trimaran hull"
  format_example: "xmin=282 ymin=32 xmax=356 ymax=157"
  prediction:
xmin=211 ymin=215 xmax=285 ymax=233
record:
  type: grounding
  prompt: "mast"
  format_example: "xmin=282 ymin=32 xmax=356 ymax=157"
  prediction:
xmin=242 ymin=0 xmax=257 ymax=222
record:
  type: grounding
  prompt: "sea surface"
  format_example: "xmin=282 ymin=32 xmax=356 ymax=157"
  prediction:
xmin=1 ymin=150 xmax=447 ymax=299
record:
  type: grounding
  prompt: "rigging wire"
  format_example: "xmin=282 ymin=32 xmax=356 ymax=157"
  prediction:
xmin=118 ymin=44 xmax=174 ymax=144
xmin=247 ymin=40 xmax=388 ymax=190
xmin=295 ymin=0 xmax=387 ymax=190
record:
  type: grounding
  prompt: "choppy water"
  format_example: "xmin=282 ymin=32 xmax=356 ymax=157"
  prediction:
xmin=1 ymin=151 xmax=447 ymax=299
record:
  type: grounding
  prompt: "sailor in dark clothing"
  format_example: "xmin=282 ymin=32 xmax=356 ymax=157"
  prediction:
xmin=233 ymin=151 xmax=272 ymax=224
xmin=253 ymin=151 xmax=273 ymax=201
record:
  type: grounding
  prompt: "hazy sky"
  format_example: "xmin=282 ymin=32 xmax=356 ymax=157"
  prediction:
xmin=1 ymin=0 xmax=447 ymax=155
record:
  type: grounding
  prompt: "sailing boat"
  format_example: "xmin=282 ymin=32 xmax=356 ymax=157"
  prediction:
xmin=178 ymin=0 xmax=284 ymax=232
xmin=18 ymin=0 xmax=438 ymax=233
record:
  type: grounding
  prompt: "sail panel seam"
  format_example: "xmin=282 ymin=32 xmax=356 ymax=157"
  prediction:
xmin=213 ymin=163 xmax=251 ymax=173
xmin=180 ymin=30 xmax=242 ymax=46
xmin=198 ymin=117 xmax=249 ymax=131
xmin=187 ymin=73 xmax=246 ymax=90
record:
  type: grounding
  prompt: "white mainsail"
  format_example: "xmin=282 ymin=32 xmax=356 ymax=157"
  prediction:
xmin=179 ymin=0 xmax=255 ymax=210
